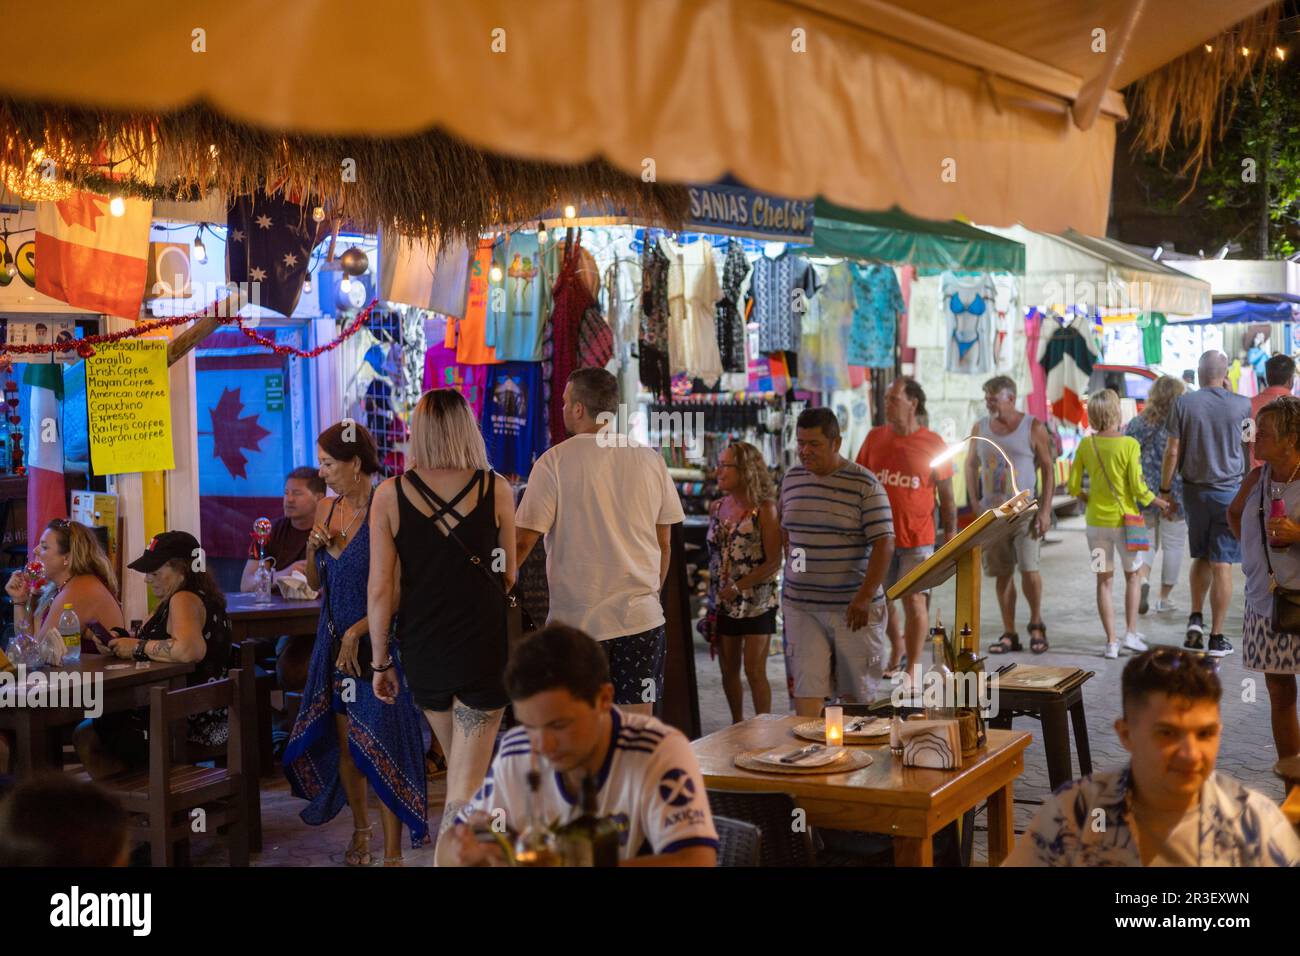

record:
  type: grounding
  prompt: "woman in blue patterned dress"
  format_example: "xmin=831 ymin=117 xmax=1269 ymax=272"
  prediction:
xmin=284 ymin=422 xmax=428 ymax=866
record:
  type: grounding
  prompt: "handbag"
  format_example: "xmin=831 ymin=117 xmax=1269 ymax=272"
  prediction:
xmin=1091 ymin=436 xmax=1149 ymax=552
xmin=1256 ymin=467 xmax=1300 ymax=633
xmin=323 ymin=559 xmax=374 ymax=680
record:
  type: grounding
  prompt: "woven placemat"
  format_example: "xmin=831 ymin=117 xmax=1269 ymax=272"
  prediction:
xmin=792 ymin=719 xmax=890 ymax=744
xmin=734 ymin=747 xmax=874 ymax=775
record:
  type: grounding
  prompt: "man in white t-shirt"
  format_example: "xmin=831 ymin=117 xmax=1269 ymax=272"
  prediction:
xmin=516 ymin=368 xmax=685 ymax=716
xmin=443 ymin=625 xmax=718 ymax=866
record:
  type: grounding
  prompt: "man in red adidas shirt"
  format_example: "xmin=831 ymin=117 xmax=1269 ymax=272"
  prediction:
xmin=857 ymin=378 xmax=956 ymax=684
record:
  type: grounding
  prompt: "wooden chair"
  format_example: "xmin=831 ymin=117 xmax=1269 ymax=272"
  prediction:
xmin=101 ymin=669 xmax=253 ymax=866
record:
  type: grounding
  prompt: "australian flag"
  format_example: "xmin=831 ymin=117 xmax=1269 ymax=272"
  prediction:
xmin=226 ymin=189 xmax=324 ymax=317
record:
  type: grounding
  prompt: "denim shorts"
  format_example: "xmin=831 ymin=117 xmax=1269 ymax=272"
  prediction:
xmin=1184 ymin=483 xmax=1241 ymax=564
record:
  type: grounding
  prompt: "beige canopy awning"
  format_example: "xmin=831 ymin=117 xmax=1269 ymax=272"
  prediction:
xmin=0 ymin=0 xmax=1272 ymax=235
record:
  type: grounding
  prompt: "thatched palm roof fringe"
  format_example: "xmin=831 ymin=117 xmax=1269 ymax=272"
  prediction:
xmin=0 ymin=100 xmax=688 ymax=241
xmin=1127 ymin=4 xmax=1283 ymax=190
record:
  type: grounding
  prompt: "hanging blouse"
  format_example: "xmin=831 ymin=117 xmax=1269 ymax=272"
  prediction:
xmin=639 ymin=237 xmax=672 ymax=401
xmin=715 ymin=240 xmax=750 ymax=374
xmin=749 ymin=252 xmax=819 ymax=355
xmin=662 ymin=237 xmax=723 ymax=387
xmin=847 ymin=264 xmax=904 ymax=369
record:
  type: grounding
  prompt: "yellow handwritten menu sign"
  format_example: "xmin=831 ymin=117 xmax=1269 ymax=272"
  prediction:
xmin=86 ymin=338 xmax=175 ymax=475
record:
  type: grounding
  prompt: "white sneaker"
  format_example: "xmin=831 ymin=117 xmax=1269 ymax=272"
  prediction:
xmin=1104 ymin=642 xmax=1120 ymax=659
xmin=1153 ymin=599 xmax=1179 ymax=613
xmin=1122 ymin=632 xmax=1149 ymax=652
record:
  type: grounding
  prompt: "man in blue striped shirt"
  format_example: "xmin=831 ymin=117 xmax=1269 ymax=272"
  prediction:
xmin=780 ymin=408 xmax=895 ymax=717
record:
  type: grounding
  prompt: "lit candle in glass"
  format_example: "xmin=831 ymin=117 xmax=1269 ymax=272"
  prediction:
xmin=824 ymin=706 xmax=844 ymax=747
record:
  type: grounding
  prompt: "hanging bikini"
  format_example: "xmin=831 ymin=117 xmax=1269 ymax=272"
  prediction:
xmin=949 ymin=290 xmax=986 ymax=361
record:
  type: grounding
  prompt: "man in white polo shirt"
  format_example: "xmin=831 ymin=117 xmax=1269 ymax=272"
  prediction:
xmin=516 ymin=368 xmax=685 ymax=717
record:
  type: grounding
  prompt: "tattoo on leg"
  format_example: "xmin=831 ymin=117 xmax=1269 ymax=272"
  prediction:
xmin=440 ymin=800 xmax=467 ymax=837
xmin=454 ymin=703 xmax=491 ymax=738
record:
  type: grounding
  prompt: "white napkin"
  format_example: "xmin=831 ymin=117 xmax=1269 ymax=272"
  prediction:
xmin=276 ymin=571 xmax=319 ymax=600
xmin=900 ymin=719 xmax=962 ymax=770
xmin=757 ymin=745 xmax=843 ymax=768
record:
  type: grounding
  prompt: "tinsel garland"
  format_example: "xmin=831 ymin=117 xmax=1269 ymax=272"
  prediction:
xmin=0 ymin=300 xmax=378 ymax=358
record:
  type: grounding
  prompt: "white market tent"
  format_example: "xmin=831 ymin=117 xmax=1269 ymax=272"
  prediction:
xmin=980 ymin=225 xmax=1212 ymax=317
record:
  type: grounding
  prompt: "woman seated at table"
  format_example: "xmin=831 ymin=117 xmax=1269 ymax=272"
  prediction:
xmin=5 ymin=518 xmax=125 ymax=647
xmin=74 ymin=531 xmax=233 ymax=779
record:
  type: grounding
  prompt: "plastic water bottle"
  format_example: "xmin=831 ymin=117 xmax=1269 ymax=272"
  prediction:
xmin=57 ymin=604 xmax=81 ymax=665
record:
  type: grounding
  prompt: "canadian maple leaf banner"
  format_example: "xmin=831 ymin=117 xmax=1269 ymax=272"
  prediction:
xmin=35 ymin=190 xmax=153 ymax=319
xmin=207 ymin=386 xmax=272 ymax=480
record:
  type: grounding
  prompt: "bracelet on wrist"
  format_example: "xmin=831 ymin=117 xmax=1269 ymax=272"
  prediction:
xmin=371 ymin=658 xmax=394 ymax=672
xmin=133 ymin=640 xmax=150 ymax=661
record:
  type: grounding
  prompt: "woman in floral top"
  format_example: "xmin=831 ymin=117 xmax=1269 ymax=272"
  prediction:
xmin=1125 ymin=376 xmax=1186 ymax=615
xmin=707 ymin=442 xmax=782 ymax=723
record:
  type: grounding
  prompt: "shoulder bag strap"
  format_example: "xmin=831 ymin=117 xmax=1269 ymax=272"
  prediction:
xmin=405 ymin=471 xmax=518 ymax=607
xmin=1258 ymin=465 xmax=1276 ymax=586
xmin=1090 ymin=436 xmax=1127 ymax=509
xmin=319 ymin=496 xmax=344 ymax=639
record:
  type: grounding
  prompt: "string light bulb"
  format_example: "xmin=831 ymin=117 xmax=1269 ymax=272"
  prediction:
xmin=303 ymin=274 xmax=312 ymax=294
xmin=489 ymin=263 xmax=504 ymax=283
xmin=1205 ymin=43 xmax=1213 ymax=53
xmin=563 ymin=204 xmax=577 ymax=219
xmin=4 ymin=262 xmax=14 ymax=278
xmin=340 ymin=275 xmax=353 ymax=294
xmin=192 ymin=228 xmax=207 ymax=264
xmin=1242 ymin=46 xmax=1251 ymax=57
xmin=1276 ymin=46 xmax=1287 ymax=61
xmin=537 ymin=220 xmax=548 ymax=244
xmin=109 ymin=195 xmax=125 ymax=217
xmin=312 ymin=205 xmax=325 ymax=223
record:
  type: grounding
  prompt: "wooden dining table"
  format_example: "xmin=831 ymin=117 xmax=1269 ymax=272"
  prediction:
xmin=225 ymin=592 xmax=322 ymax=644
xmin=691 ymin=714 xmax=1033 ymax=866
xmin=0 ymin=654 xmax=194 ymax=772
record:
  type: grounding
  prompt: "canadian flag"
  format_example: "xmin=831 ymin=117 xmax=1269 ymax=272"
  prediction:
xmin=35 ymin=190 xmax=152 ymax=319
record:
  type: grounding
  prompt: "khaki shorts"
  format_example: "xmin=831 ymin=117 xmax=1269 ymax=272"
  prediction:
xmin=981 ymin=520 xmax=1041 ymax=578
xmin=782 ymin=599 xmax=888 ymax=702
xmin=1085 ymin=525 xmax=1144 ymax=574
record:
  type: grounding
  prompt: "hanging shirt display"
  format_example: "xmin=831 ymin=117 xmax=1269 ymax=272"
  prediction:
xmin=481 ymin=362 xmax=547 ymax=479
xmin=605 ymin=254 xmax=642 ymax=357
xmin=639 ymin=237 xmax=672 ymax=401
xmin=830 ymin=383 xmax=873 ymax=460
xmin=450 ymin=239 xmax=501 ymax=366
xmin=1024 ymin=309 xmax=1049 ymax=423
xmin=423 ymin=341 xmax=487 ymax=419
xmin=1141 ymin=312 xmax=1167 ymax=366
xmin=800 ymin=261 xmax=850 ymax=392
xmin=715 ymin=240 xmax=750 ymax=375
xmin=661 ymin=237 xmax=724 ymax=386
xmin=549 ymin=231 xmax=598 ymax=446
xmin=991 ymin=273 xmax=1019 ymax=370
xmin=1037 ymin=314 xmax=1100 ymax=427
xmin=847 ymin=264 xmax=904 ymax=369
xmin=749 ymin=251 xmax=819 ymax=355
xmin=378 ymin=229 xmax=472 ymax=318
xmin=941 ymin=272 xmax=997 ymax=374
xmin=487 ymin=231 xmax=545 ymax=361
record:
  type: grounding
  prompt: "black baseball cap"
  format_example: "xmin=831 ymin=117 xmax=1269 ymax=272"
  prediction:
xmin=128 ymin=531 xmax=201 ymax=573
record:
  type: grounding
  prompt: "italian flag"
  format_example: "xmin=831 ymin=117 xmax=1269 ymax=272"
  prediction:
xmin=35 ymin=189 xmax=152 ymax=319
xmin=25 ymin=363 xmax=66 ymax=549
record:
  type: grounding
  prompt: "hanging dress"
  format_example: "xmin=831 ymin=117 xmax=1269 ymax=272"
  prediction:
xmin=548 ymin=230 xmax=598 ymax=447
xmin=283 ymin=498 xmax=430 ymax=846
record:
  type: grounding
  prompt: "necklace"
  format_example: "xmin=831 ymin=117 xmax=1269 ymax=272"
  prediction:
xmin=334 ymin=489 xmax=372 ymax=542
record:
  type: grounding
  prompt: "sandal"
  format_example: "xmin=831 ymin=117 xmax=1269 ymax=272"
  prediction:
xmin=344 ymin=825 xmax=374 ymax=867
xmin=1028 ymin=623 xmax=1049 ymax=654
xmin=882 ymin=653 xmax=909 ymax=680
xmin=426 ymin=744 xmax=447 ymax=778
xmin=383 ymin=855 xmax=404 ymax=868
xmin=988 ymin=633 xmax=1021 ymax=654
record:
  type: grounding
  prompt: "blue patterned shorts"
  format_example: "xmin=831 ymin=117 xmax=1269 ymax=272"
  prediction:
xmin=601 ymin=626 xmax=667 ymax=705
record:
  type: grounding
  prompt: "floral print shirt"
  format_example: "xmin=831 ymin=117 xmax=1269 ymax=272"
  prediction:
xmin=847 ymin=264 xmax=904 ymax=369
xmin=1004 ymin=766 xmax=1300 ymax=867
xmin=715 ymin=240 xmax=750 ymax=373
xmin=706 ymin=501 xmax=779 ymax=618
xmin=1124 ymin=414 xmax=1184 ymax=514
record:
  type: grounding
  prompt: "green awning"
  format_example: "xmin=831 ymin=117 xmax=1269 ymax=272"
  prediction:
xmin=811 ymin=199 xmax=1025 ymax=274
